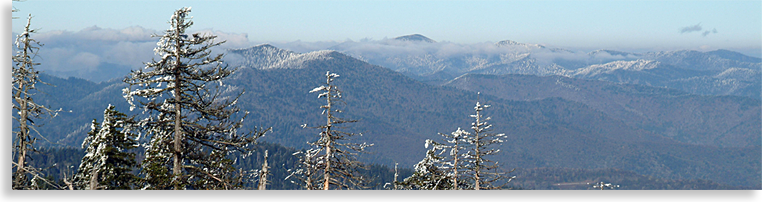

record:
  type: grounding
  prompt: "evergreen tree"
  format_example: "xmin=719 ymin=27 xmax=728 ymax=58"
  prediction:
xmin=11 ymin=14 xmax=61 ymax=190
xmin=461 ymin=98 xmax=514 ymax=190
xmin=122 ymin=7 xmax=269 ymax=190
xmin=401 ymin=128 xmax=467 ymax=190
xmin=73 ymin=105 xmax=139 ymax=190
xmin=290 ymin=71 xmax=372 ymax=190
xmin=399 ymin=139 xmax=452 ymax=190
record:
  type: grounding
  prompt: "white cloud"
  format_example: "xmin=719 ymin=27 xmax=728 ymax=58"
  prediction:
xmin=194 ymin=29 xmax=251 ymax=49
xmin=25 ymin=26 xmax=253 ymax=82
xmin=69 ymin=52 xmax=101 ymax=71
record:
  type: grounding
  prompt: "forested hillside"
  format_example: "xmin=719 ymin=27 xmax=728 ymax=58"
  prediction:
xmin=25 ymin=144 xmax=413 ymax=190
xmin=445 ymin=73 xmax=760 ymax=148
xmin=11 ymin=1 xmax=760 ymax=191
xmin=21 ymin=44 xmax=760 ymax=189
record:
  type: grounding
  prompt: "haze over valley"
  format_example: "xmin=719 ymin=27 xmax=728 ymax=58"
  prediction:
xmin=23 ymin=33 xmax=761 ymax=189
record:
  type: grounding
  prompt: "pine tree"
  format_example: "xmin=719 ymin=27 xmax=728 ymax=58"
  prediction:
xmin=401 ymin=128 xmax=468 ymax=190
xmin=122 ymin=7 xmax=269 ymax=190
xmin=291 ymin=71 xmax=372 ymax=190
xmin=399 ymin=139 xmax=452 ymax=190
xmin=461 ymin=98 xmax=514 ymax=190
xmin=73 ymin=105 xmax=139 ymax=190
xmin=11 ymin=14 xmax=61 ymax=190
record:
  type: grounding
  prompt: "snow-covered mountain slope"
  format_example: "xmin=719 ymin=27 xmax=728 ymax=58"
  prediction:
xmin=641 ymin=50 xmax=760 ymax=71
xmin=328 ymin=35 xmax=583 ymax=79
xmin=566 ymin=57 xmax=760 ymax=98
xmin=571 ymin=59 xmax=661 ymax=77
xmin=229 ymin=44 xmax=336 ymax=69
xmin=496 ymin=40 xmax=546 ymax=49
xmin=322 ymin=35 xmax=760 ymax=99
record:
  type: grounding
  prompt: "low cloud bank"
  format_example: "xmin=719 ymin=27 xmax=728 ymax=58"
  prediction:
xmin=13 ymin=26 xmax=253 ymax=82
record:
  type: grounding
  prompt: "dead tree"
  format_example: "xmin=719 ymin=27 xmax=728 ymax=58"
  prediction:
xmin=11 ymin=14 xmax=61 ymax=190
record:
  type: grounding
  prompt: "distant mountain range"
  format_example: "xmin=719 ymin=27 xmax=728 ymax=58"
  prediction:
xmin=326 ymin=34 xmax=761 ymax=99
xmin=28 ymin=43 xmax=761 ymax=188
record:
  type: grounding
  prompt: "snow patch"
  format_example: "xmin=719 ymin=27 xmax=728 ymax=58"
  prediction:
xmin=230 ymin=44 xmax=336 ymax=70
xmin=571 ymin=59 xmax=660 ymax=77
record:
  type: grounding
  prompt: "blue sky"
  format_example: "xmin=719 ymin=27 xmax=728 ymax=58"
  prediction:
xmin=10 ymin=0 xmax=762 ymax=52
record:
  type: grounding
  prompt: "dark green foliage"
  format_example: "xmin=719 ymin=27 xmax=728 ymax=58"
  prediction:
xmin=28 ymin=142 xmax=411 ymax=190
xmin=73 ymin=106 xmax=139 ymax=190
xmin=24 ymin=147 xmax=83 ymax=190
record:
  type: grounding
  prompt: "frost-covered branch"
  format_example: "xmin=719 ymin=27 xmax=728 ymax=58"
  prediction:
xmin=122 ymin=7 xmax=270 ymax=190
xmin=461 ymin=96 xmax=512 ymax=190
xmin=12 ymin=14 xmax=62 ymax=190
xmin=289 ymin=71 xmax=371 ymax=190
xmin=403 ymin=94 xmax=515 ymax=190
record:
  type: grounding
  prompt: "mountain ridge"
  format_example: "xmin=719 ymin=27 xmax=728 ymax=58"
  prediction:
xmin=321 ymin=39 xmax=760 ymax=99
xmin=393 ymin=34 xmax=436 ymax=43
xmin=23 ymin=44 xmax=761 ymax=188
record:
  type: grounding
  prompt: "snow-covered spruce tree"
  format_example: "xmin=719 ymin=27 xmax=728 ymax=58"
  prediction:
xmin=73 ymin=105 xmax=139 ymax=190
xmin=399 ymin=139 xmax=451 ymax=190
xmin=123 ymin=7 xmax=269 ymax=190
xmin=416 ymin=128 xmax=470 ymax=190
xmin=461 ymin=98 xmax=514 ymax=190
xmin=11 ymin=14 xmax=61 ymax=190
xmin=298 ymin=71 xmax=373 ymax=190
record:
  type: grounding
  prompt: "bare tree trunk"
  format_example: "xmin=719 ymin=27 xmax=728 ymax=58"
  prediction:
xmin=12 ymin=25 xmax=30 ymax=188
xmin=324 ymin=141 xmax=331 ymax=190
xmin=474 ymin=113 xmax=481 ymax=190
xmin=304 ymin=72 xmax=367 ymax=190
xmin=323 ymin=82 xmax=333 ymax=191
xmin=453 ymin=142 xmax=459 ymax=190
xmin=89 ymin=167 xmax=98 ymax=190
xmin=306 ymin=168 xmax=313 ymax=190
xmin=172 ymin=25 xmax=183 ymax=190
xmin=172 ymin=71 xmax=183 ymax=189
xmin=258 ymin=150 xmax=269 ymax=190
xmin=473 ymin=158 xmax=480 ymax=189
xmin=12 ymin=15 xmax=60 ymax=190
xmin=14 ymin=93 xmax=28 ymax=186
